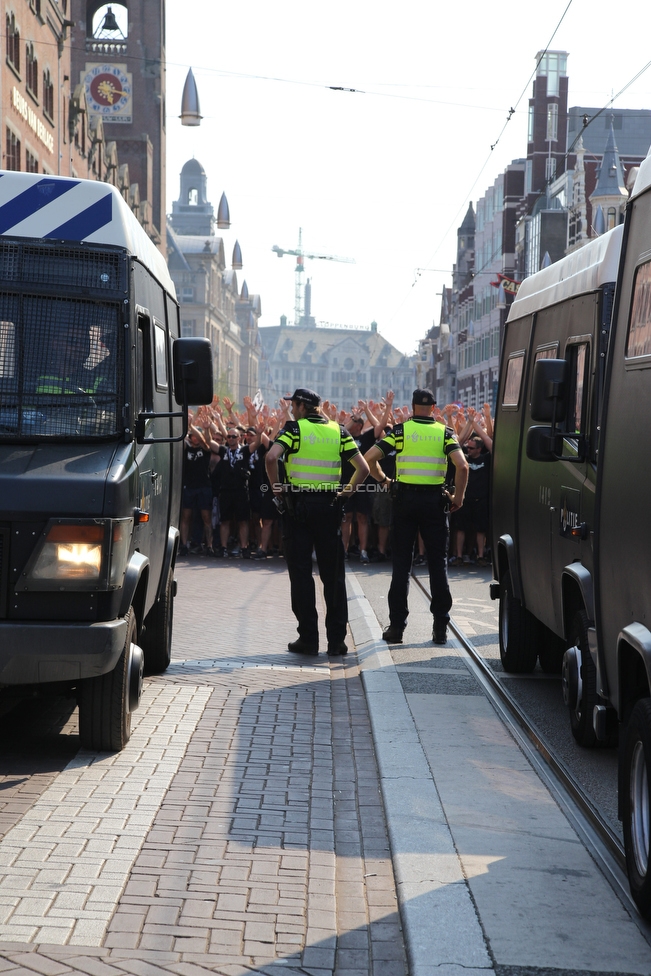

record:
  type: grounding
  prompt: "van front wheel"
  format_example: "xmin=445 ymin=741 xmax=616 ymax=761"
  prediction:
xmin=78 ymin=610 xmax=135 ymax=751
xmin=498 ymin=571 xmax=539 ymax=673
xmin=622 ymin=699 xmax=651 ymax=919
xmin=565 ymin=610 xmax=597 ymax=747
xmin=142 ymin=565 xmax=174 ymax=675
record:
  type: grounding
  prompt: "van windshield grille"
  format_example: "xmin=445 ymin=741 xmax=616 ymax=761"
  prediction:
xmin=0 ymin=294 xmax=123 ymax=440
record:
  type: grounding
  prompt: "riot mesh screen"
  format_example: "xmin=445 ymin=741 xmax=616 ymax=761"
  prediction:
xmin=0 ymin=295 xmax=122 ymax=439
xmin=0 ymin=242 xmax=125 ymax=293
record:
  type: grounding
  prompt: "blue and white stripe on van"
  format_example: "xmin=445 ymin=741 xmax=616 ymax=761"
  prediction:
xmin=0 ymin=171 xmax=173 ymax=295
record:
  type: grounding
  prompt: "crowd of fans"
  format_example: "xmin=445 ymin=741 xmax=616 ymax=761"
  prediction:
xmin=179 ymin=392 xmax=493 ymax=567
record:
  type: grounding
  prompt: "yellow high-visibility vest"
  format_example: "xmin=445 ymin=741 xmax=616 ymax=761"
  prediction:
xmin=395 ymin=419 xmax=447 ymax=485
xmin=286 ymin=419 xmax=342 ymax=488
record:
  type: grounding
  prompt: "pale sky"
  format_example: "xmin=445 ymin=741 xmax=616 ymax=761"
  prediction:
xmin=164 ymin=0 xmax=651 ymax=357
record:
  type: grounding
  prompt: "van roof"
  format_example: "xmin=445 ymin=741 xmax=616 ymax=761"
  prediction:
xmin=0 ymin=171 xmax=174 ymax=295
xmin=631 ymin=148 xmax=651 ymax=200
xmin=507 ymin=223 xmax=623 ymax=321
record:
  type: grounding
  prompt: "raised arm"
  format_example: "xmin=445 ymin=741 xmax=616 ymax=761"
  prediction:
xmin=472 ymin=415 xmax=493 ymax=452
xmin=482 ymin=402 xmax=494 ymax=440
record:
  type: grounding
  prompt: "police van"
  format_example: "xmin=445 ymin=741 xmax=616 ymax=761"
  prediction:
xmin=0 ymin=172 xmax=212 ymax=752
xmin=491 ymin=147 xmax=651 ymax=915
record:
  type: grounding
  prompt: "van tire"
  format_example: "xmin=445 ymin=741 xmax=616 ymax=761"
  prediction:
xmin=78 ymin=609 xmax=134 ymax=751
xmin=141 ymin=566 xmax=174 ymax=675
xmin=567 ymin=609 xmax=597 ymax=747
xmin=622 ymin=699 xmax=651 ymax=919
xmin=498 ymin=571 xmax=539 ymax=673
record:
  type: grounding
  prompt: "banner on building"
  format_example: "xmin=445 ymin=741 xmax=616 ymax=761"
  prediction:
xmin=490 ymin=273 xmax=521 ymax=296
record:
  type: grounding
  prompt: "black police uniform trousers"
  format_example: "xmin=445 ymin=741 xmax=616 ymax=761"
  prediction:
xmin=388 ymin=485 xmax=452 ymax=629
xmin=282 ymin=493 xmax=347 ymax=648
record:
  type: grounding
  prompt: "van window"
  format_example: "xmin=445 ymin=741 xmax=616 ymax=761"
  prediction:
xmin=534 ymin=344 xmax=558 ymax=362
xmin=566 ymin=343 xmax=589 ymax=434
xmin=137 ymin=315 xmax=153 ymax=413
xmin=502 ymin=352 xmax=525 ymax=408
xmin=626 ymin=260 xmax=651 ymax=358
xmin=154 ymin=321 xmax=168 ymax=390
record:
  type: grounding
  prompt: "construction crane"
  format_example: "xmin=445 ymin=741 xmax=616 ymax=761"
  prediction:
xmin=272 ymin=228 xmax=354 ymax=326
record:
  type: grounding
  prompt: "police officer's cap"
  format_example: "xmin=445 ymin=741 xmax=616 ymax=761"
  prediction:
xmin=412 ymin=388 xmax=436 ymax=406
xmin=283 ymin=388 xmax=321 ymax=406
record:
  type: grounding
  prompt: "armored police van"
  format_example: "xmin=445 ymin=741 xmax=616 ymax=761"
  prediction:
xmin=0 ymin=172 xmax=212 ymax=753
xmin=491 ymin=148 xmax=651 ymax=915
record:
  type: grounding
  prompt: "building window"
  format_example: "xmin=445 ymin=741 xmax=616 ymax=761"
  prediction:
xmin=6 ymin=13 xmax=20 ymax=73
xmin=181 ymin=287 xmax=194 ymax=303
xmin=5 ymin=129 xmax=20 ymax=171
xmin=485 ymin=191 xmax=494 ymax=224
xmin=537 ymin=51 xmax=566 ymax=98
xmin=29 ymin=0 xmax=42 ymax=14
xmin=25 ymin=42 xmax=37 ymax=97
xmin=525 ymin=159 xmax=533 ymax=195
xmin=545 ymin=156 xmax=557 ymax=182
xmin=546 ymin=103 xmax=558 ymax=143
xmin=43 ymin=68 xmax=54 ymax=121
xmin=607 ymin=207 xmax=617 ymax=231
xmin=25 ymin=149 xmax=38 ymax=173
xmin=494 ymin=226 xmax=502 ymax=258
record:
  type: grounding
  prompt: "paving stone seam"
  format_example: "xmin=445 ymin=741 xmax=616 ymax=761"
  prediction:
xmin=345 ymin=569 xmax=494 ymax=976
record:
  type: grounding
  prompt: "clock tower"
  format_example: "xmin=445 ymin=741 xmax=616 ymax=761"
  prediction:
xmin=71 ymin=1 xmax=166 ymax=251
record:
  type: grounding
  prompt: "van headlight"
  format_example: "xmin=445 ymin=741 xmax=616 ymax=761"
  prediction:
xmin=17 ymin=519 xmax=134 ymax=591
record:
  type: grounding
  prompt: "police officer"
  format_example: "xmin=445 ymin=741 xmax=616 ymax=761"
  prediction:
xmin=265 ymin=388 xmax=369 ymax=657
xmin=364 ymin=389 xmax=468 ymax=645
xmin=35 ymin=327 xmax=101 ymax=394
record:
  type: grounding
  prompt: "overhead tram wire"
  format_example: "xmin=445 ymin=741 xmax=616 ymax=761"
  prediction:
xmin=396 ymin=0 xmax=576 ymax=312
xmin=565 ymin=55 xmax=651 ymax=159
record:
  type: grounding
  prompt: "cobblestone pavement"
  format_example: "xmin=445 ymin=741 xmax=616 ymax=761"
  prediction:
xmin=0 ymin=557 xmax=408 ymax=976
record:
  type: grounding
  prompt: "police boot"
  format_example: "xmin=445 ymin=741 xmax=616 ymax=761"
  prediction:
xmin=288 ymin=638 xmax=319 ymax=656
xmin=432 ymin=617 xmax=448 ymax=645
xmin=382 ymin=625 xmax=404 ymax=644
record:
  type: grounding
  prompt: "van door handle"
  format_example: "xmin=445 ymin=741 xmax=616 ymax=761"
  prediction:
xmin=151 ymin=471 xmax=159 ymax=482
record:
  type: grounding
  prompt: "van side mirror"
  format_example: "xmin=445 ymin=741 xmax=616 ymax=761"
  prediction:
xmin=173 ymin=337 xmax=213 ymax=406
xmin=526 ymin=425 xmax=560 ymax=462
xmin=135 ymin=337 xmax=213 ymax=444
xmin=530 ymin=359 xmax=568 ymax=423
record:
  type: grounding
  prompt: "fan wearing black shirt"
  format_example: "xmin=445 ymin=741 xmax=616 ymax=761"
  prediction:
xmin=341 ymin=417 xmax=377 ymax=564
xmin=452 ymin=433 xmax=492 ymax=567
xmin=180 ymin=428 xmax=217 ymax=555
xmin=216 ymin=427 xmax=262 ymax=556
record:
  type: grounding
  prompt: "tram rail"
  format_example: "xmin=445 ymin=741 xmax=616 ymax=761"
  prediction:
xmin=410 ymin=572 xmax=651 ymax=936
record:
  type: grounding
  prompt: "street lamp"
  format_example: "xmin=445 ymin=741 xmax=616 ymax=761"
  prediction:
xmin=180 ymin=68 xmax=202 ymax=126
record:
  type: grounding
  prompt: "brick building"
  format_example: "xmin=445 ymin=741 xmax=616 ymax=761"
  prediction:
xmin=2 ymin=2 xmax=80 ymax=177
xmin=1 ymin=1 xmax=165 ymax=252
xmin=70 ymin=0 xmax=166 ymax=249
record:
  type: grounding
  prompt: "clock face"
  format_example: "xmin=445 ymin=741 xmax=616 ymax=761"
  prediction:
xmin=84 ymin=63 xmax=132 ymax=122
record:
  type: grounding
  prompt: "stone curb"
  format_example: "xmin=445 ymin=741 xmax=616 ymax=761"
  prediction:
xmin=345 ymin=570 xmax=493 ymax=976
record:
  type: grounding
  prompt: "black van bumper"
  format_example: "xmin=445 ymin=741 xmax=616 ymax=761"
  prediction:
xmin=0 ymin=618 xmax=128 ymax=685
